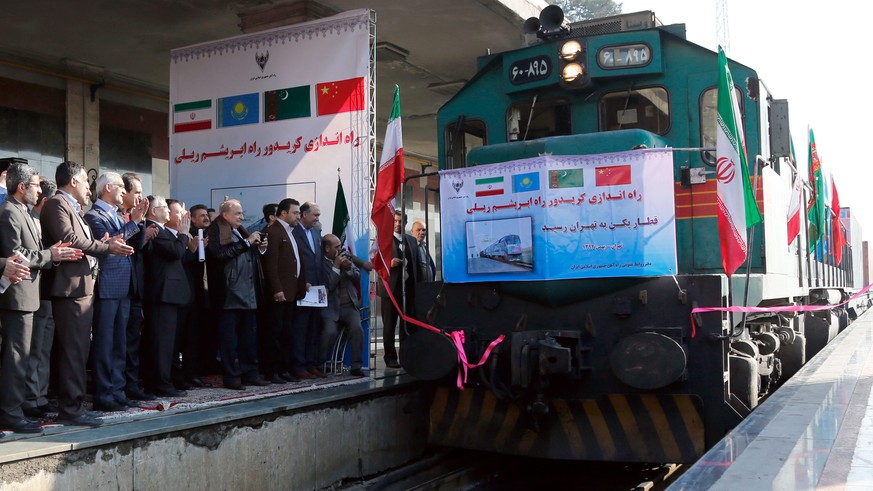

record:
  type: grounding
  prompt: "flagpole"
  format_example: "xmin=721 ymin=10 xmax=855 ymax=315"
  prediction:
xmin=739 ymin=156 xmax=763 ymax=334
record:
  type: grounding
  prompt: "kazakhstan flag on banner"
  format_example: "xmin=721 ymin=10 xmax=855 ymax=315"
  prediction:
xmin=217 ymin=93 xmax=259 ymax=128
xmin=512 ymin=172 xmax=540 ymax=193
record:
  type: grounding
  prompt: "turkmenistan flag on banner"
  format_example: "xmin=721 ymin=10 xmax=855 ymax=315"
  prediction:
xmin=715 ymin=47 xmax=762 ymax=276
xmin=264 ymin=85 xmax=311 ymax=122
xmin=806 ymin=128 xmax=826 ymax=254
xmin=332 ymin=177 xmax=356 ymax=256
xmin=173 ymin=99 xmax=212 ymax=133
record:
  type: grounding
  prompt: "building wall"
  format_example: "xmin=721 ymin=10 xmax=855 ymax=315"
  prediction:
xmin=0 ymin=74 xmax=169 ymax=196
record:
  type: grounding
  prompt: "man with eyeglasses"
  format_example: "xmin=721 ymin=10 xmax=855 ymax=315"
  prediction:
xmin=41 ymin=161 xmax=134 ymax=427
xmin=410 ymin=220 xmax=435 ymax=282
xmin=83 ymin=172 xmax=147 ymax=412
xmin=0 ymin=163 xmax=82 ymax=433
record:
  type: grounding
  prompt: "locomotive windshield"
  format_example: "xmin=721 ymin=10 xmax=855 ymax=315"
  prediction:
xmin=445 ymin=117 xmax=486 ymax=169
xmin=599 ymin=86 xmax=669 ymax=133
xmin=507 ymin=97 xmax=571 ymax=141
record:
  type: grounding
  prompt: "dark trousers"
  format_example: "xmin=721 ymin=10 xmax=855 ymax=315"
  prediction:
xmin=217 ymin=309 xmax=258 ymax=383
xmin=380 ymin=290 xmax=413 ymax=363
xmin=264 ymin=301 xmax=295 ymax=376
xmin=0 ymin=310 xmax=34 ymax=420
xmin=52 ymin=295 xmax=95 ymax=419
xmin=291 ymin=306 xmax=321 ymax=372
xmin=175 ymin=302 xmax=205 ymax=382
xmin=144 ymin=302 xmax=178 ymax=393
xmin=125 ymin=298 xmax=144 ymax=392
xmin=92 ymin=296 xmax=130 ymax=405
xmin=321 ymin=303 xmax=364 ymax=370
xmin=24 ymin=300 xmax=53 ymax=409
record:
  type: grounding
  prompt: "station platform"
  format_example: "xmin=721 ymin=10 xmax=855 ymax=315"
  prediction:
xmin=670 ymin=309 xmax=873 ymax=490
xmin=0 ymin=362 xmax=424 ymax=490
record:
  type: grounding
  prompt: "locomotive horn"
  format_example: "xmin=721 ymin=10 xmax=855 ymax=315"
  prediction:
xmin=539 ymin=5 xmax=565 ymax=31
xmin=523 ymin=16 xmax=541 ymax=34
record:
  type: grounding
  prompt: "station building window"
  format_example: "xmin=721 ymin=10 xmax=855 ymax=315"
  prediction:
xmin=0 ymin=107 xmax=65 ymax=178
xmin=599 ymin=87 xmax=669 ymax=134
xmin=507 ymin=98 xmax=571 ymax=141
xmin=445 ymin=118 xmax=486 ymax=169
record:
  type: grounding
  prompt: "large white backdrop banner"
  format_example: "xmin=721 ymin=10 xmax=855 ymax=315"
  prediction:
xmin=169 ymin=9 xmax=370 ymax=229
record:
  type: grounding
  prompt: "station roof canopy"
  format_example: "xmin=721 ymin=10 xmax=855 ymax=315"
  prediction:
xmin=0 ymin=0 xmax=547 ymax=163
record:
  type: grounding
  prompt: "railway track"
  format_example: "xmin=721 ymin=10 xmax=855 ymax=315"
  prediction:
xmin=339 ymin=451 xmax=685 ymax=490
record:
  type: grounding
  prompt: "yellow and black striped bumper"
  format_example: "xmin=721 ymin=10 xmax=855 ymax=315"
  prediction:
xmin=429 ymin=387 xmax=705 ymax=462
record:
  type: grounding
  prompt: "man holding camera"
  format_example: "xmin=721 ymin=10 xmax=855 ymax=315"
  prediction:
xmin=320 ymin=234 xmax=365 ymax=376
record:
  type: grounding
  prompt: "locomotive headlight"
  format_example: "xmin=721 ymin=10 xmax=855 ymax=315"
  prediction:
xmin=559 ymin=40 xmax=582 ymax=61
xmin=561 ymin=63 xmax=585 ymax=82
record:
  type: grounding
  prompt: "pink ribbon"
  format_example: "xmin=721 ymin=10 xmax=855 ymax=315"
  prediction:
xmin=689 ymin=282 xmax=873 ymax=337
xmin=379 ymin=276 xmax=505 ymax=389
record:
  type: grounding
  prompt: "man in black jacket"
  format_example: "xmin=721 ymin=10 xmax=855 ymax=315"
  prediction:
xmin=205 ymin=199 xmax=270 ymax=390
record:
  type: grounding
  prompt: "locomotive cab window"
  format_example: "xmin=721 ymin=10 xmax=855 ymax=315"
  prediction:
xmin=700 ymin=86 xmax=744 ymax=164
xmin=445 ymin=118 xmax=486 ymax=169
xmin=507 ymin=98 xmax=571 ymax=141
xmin=599 ymin=87 xmax=670 ymax=134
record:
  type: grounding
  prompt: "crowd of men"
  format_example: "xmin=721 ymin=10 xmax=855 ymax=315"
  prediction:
xmin=0 ymin=159 xmax=442 ymax=436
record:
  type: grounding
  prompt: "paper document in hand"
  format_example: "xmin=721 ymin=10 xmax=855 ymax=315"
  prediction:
xmin=297 ymin=285 xmax=328 ymax=308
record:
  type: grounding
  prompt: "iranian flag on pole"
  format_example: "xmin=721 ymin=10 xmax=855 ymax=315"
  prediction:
xmin=370 ymin=85 xmax=405 ymax=282
xmin=832 ymin=176 xmax=846 ymax=265
xmin=786 ymin=135 xmax=803 ymax=245
xmin=715 ymin=48 xmax=762 ymax=276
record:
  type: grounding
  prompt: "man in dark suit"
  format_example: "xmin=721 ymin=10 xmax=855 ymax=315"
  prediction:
xmin=175 ymin=202 xmax=212 ymax=388
xmin=22 ymin=178 xmax=59 ymax=420
xmin=320 ymin=234 xmax=365 ymax=376
xmin=141 ymin=196 xmax=191 ymax=397
xmin=376 ymin=210 xmax=418 ymax=368
xmin=291 ymin=201 xmax=326 ymax=379
xmin=261 ymin=198 xmax=307 ymax=383
xmin=83 ymin=172 xmax=148 ymax=411
xmin=0 ymin=163 xmax=83 ymax=433
xmin=119 ymin=172 xmax=155 ymax=401
xmin=411 ymin=220 xmax=436 ymax=282
xmin=41 ymin=161 xmax=134 ymax=427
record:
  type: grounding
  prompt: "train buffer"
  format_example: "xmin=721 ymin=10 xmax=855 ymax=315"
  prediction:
xmin=670 ymin=308 xmax=873 ymax=490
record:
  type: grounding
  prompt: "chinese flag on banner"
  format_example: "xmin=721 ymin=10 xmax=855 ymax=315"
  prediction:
xmin=595 ymin=165 xmax=631 ymax=186
xmin=316 ymin=77 xmax=365 ymax=116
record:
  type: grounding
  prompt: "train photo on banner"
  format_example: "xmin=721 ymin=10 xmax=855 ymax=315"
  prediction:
xmin=400 ymin=6 xmax=871 ymax=464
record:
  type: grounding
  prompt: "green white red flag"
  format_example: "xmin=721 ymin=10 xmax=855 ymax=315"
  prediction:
xmin=831 ymin=177 xmax=846 ymax=265
xmin=370 ymin=85 xmax=405 ymax=281
xmin=786 ymin=135 xmax=803 ymax=245
xmin=715 ymin=48 xmax=762 ymax=276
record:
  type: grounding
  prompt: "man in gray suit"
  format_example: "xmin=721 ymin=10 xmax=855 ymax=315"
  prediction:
xmin=41 ymin=161 xmax=134 ymax=427
xmin=320 ymin=234 xmax=365 ymax=376
xmin=0 ymin=163 xmax=82 ymax=433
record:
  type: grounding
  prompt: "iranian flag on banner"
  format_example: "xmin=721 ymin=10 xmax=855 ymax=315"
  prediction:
xmin=332 ymin=177 xmax=356 ymax=256
xmin=173 ymin=99 xmax=212 ymax=133
xmin=370 ymin=85 xmax=404 ymax=281
xmin=715 ymin=48 xmax=761 ymax=276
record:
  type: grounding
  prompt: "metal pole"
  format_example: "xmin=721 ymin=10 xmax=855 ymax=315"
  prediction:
xmin=740 ymin=156 xmax=762 ymax=333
